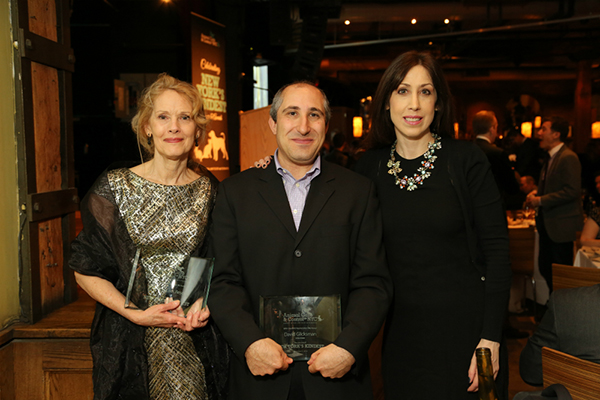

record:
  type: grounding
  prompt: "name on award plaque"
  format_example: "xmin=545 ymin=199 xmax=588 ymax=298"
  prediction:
xmin=259 ymin=295 xmax=341 ymax=361
xmin=124 ymin=249 xmax=214 ymax=316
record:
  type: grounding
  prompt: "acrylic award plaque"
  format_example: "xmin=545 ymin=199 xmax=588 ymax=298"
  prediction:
xmin=124 ymin=249 xmax=214 ymax=316
xmin=259 ymin=295 xmax=341 ymax=361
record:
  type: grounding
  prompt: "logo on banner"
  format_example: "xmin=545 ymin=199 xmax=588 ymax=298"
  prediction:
xmin=200 ymin=130 xmax=229 ymax=162
xmin=201 ymin=32 xmax=220 ymax=48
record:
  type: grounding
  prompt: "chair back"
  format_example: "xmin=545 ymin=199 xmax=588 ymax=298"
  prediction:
xmin=509 ymin=227 xmax=536 ymax=275
xmin=542 ymin=347 xmax=600 ymax=400
xmin=552 ymin=263 xmax=600 ymax=291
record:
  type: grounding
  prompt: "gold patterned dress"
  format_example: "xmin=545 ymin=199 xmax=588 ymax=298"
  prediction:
xmin=109 ymin=168 xmax=214 ymax=400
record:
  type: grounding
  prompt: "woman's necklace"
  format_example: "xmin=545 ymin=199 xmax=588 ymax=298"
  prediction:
xmin=387 ymin=133 xmax=442 ymax=191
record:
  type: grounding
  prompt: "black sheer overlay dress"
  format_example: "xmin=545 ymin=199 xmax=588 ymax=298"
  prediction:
xmin=357 ymin=138 xmax=511 ymax=400
xmin=69 ymin=163 xmax=229 ymax=400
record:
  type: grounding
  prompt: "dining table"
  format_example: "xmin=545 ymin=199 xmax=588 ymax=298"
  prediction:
xmin=507 ymin=215 xmax=550 ymax=310
xmin=574 ymin=246 xmax=600 ymax=269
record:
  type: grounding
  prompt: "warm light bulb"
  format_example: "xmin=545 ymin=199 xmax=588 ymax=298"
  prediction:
xmin=353 ymin=117 xmax=363 ymax=138
xmin=521 ymin=122 xmax=532 ymax=138
xmin=534 ymin=116 xmax=542 ymax=128
xmin=411 ymin=18 xmax=417 ymax=25
xmin=344 ymin=20 xmax=350 ymax=25
xmin=444 ymin=19 xmax=450 ymax=24
xmin=592 ymin=121 xmax=600 ymax=139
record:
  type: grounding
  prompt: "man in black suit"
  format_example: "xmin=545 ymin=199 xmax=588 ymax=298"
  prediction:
xmin=519 ymin=284 xmax=600 ymax=386
xmin=514 ymin=131 xmax=544 ymax=183
xmin=209 ymin=82 xmax=392 ymax=400
xmin=525 ymin=117 xmax=583 ymax=292
xmin=473 ymin=110 xmax=520 ymax=209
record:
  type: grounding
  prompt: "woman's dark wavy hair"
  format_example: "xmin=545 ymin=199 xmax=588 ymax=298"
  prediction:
xmin=364 ymin=51 xmax=455 ymax=149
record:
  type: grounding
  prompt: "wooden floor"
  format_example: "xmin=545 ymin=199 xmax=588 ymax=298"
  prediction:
xmin=507 ymin=312 xmax=542 ymax=399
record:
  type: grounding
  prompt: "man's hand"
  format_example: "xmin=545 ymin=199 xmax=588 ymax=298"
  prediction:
xmin=467 ymin=339 xmax=500 ymax=392
xmin=525 ymin=190 xmax=541 ymax=208
xmin=245 ymin=338 xmax=293 ymax=376
xmin=307 ymin=344 xmax=355 ymax=379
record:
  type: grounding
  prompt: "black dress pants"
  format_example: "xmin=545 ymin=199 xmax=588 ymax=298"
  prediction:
xmin=287 ymin=364 xmax=306 ymax=400
xmin=536 ymin=215 xmax=574 ymax=293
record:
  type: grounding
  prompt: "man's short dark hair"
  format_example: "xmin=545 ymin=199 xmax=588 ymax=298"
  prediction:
xmin=547 ymin=116 xmax=570 ymax=143
xmin=269 ymin=81 xmax=331 ymax=124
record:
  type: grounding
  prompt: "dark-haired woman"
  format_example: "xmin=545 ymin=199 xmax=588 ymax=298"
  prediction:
xmin=70 ymin=73 xmax=228 ymax=400
xmin=356 ymin=52 xmax=511 ymax=399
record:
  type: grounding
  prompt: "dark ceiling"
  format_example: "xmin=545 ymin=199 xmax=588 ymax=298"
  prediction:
xmin=291 ymin=0 xmax=600 ymax=84
xmin=74 ymin=0 xmax=600 ymax=99
xmin=70 ymin=0 xmax=600 ymax=187
xmin=225 ymin=0 xmax=598 ymax=106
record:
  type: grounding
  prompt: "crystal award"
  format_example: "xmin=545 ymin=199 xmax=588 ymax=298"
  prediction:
xmin=259 ymin=295 xmax=341 ymax=361
xmin=124 ymin=249 xmax=214 ymax=316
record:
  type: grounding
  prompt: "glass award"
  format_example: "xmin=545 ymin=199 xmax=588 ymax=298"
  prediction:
xmin=259 ymin=295 xmax=341 ymax=361
xmin=124 ymin=249 xmax=214 ymax=316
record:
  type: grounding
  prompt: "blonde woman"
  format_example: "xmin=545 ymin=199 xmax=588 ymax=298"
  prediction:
xmin=70 ymin=73 xmax=228 ymax=400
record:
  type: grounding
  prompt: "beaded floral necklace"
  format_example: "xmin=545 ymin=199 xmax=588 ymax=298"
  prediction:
xmin=387 ymin=133 xmax=442 ymax=191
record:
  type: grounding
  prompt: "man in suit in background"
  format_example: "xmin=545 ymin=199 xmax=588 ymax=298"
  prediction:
xmin=520 ymin=175 xmax=537 ymax=196
xmin=519 ymin=284 xmax=600 ymax=386
xmin=209 ymin=82 xmax=392 ymax=400
xmin=506 ymin=129 xmax=544 ymax=183
xmin=526 ymin=116 xmax=583 ymax=292
xmin=473 ymin=110 xmax=520 ymax=209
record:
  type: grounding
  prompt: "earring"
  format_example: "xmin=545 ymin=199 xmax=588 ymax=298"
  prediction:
xmin=195 ymin=135 xmax=199 ymax=147
xmin=147 ymin=134 xmax=152 ymax=146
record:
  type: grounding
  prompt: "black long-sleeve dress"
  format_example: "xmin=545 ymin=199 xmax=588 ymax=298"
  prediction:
xmin=357 ymin=138 xmax=511 ymax=400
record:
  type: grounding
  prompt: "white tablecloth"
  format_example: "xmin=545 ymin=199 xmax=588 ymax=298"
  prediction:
xmin=574 ymin=247 xmax=600 ymax=269
xmin=507 ymin=224 xmax=549 ymax=308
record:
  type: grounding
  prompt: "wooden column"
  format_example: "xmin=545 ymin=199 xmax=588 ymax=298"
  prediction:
xmin=573 ymin=60 xmax=592 ymax=154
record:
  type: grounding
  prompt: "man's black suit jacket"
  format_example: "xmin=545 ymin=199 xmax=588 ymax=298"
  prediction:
xmin=209 ymin=160 xmax=392 ymax=400
xmin=475 ymin=138 xmax=520 ymax=200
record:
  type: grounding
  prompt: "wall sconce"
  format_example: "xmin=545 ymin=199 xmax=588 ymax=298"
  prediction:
xmin=521 ymin=122 xmax=532 ymax=138
xmin=534 ymin=116 xmax=542 ymax=128
xmin=592 ymin=121 xmax=600 ymax=139
xmin=353 ymin=116 xmax=363 ymax=138
xmin=453 ymin=122 xmax=459 ymax=139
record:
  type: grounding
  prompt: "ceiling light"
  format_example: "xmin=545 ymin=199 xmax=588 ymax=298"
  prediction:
xmin=411 ymin=19 xmax=417 ymax=25
xmin=344 ymin=20 xmax=350 ymax=25
xmin=444 ymin=19 xmax=450 ymax=24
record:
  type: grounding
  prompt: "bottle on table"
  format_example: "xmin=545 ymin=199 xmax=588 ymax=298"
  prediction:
xmin=477 ymin=347 xmax=499 ymax=400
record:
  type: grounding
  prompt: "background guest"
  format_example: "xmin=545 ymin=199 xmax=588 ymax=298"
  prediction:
xmin=525 ymin=116 xmax=583 ymax=293
xmin=519 ymin=176 xmax=537 ymax=196
xmin=325 ymin=130 xmax=353 ymax=169
xmin=474 ymin=110 xmax=521 ymax=211
xmin=580 ymin=171 xmax=600 ymax=247
xmin=505 ymin=129 xmax=544 ymax=183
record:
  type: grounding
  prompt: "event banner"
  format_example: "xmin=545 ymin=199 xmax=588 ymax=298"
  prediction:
xmin=191 ymin=13 xmax=229 ymax=181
